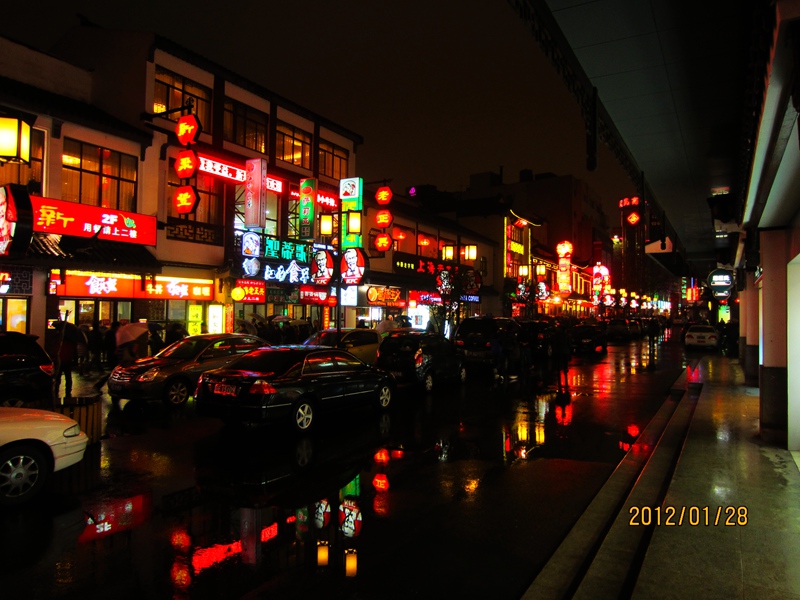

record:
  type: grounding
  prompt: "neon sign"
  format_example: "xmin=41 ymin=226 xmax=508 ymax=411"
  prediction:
xmin=51 ymin=270 xmax=213 ymax=300
xmin=264 ymin=259 xmax=310 ymax=284
xmin=233 ymin=278 xmax=265 ymax=303
xmin=196 ymin=153 xmax=284 ymax=192
xmin=32 ymin=196 xmax=157 ymax=246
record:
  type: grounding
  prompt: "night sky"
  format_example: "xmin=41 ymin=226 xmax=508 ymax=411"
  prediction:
xmin=2 ymin=0 xmax=636 ymax=214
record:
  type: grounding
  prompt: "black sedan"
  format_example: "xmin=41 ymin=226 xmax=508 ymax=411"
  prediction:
xmin=107 ymin=333 xmax=266 ymax=406
xmin=376 ymin=329 xmax=466 ymax=391
xmin=195 ymin=347 xmax=395 ymax=431
xmin=568 ymin=324 xmax=608 ymax=354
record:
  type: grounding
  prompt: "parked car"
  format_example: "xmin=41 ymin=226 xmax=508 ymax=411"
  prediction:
xmin=569 ymin=324 xmax=608 ymax=354
xmin=377 ymin=330 xmax=466 ymax=391
xmin=683 ymin=324 xmax=719 ymax=350
xmin=517 ymin=319 xmax=558 ymax=361
xmin=302 ymin=328 xmax=382 ymax=364
xmin=195 ymin=347 xmax=395 ymax=431
xmin=606 ymin=318 xmax=632 ymax=341
xmin=0 ymin=332 xmax=55 ymax=408
xmin=454 ymin=316 xmax=521 ymax=375
xmin=108 ymin=333 xmax=266 ymax=406
xmin=0 ymin=407 xmax=88 ymax=504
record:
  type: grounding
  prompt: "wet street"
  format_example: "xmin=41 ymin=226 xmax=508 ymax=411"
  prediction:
xmin=2 ymin=337 xmax=691 ymax=600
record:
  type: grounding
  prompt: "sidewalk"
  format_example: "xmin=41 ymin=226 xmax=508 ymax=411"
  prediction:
xmin=632 ymin=356 xmax=800 ymax=599
xmin=524 ymin=354 xmax=800 ymax=599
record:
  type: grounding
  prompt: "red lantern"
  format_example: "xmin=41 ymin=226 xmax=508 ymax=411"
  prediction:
xmin=173 ymin=185 xmax=198 ymax=214
xmin=326 ymin=295 xmax=338 ymax=307
xmin=174 ymin=149 xmax=198 ymax=179
xmin=375 ymin=186 xmax=393 ymax=205
xmin=374 ymin=449 xmax=390 ymax=464
xmin=390 ymin=449 xmax=404 ymax=460
xmin=374 ymin=209 xmax=393 ymax=228
xmin=374 ymin=232 xmax=393 ymax=252
xmin=372 ymin=473 xmax=390 ymax=492
xmin=175 ymin=114 xmax=202 ymax=146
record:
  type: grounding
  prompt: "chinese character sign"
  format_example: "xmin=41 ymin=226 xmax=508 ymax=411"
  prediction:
xmin=245 ymin=158 xmax=267 ymax=228
xmin=31 ymin=195 xmax=157 ymax=246
xmin=299 ymin=178 xmax=316 ymax=240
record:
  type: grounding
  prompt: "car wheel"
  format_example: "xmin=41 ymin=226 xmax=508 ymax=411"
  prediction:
xmin=292 ymin=399 xmax=315 ymax=432
xmin=459 ymin=366 xmax=467 ymax=384
xmin=0 ymin=398 xmax=26 ymax=408
xmin=423 ymin=372 xmax=434 ymax=392
xmin=164 ymin=378 xmax=191 ymax=407
xmin=377 ymin=384 xmax=392 ymax=409
xmin=0 ymin=444 xmax=50 ymax=505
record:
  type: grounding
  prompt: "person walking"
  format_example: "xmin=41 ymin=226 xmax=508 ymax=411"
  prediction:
xmin=551 ymin=324 xmax=571 ymax=390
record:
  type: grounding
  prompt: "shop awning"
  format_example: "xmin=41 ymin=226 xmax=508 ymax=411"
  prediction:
xmin=8 ymin=233 xmax=162 ymax=274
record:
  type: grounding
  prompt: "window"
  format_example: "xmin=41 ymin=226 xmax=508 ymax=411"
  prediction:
xmin=276 ymin=121 xmax=311 ymax=169
xmin=224 ymin=99 xmax=268 ymax=153
xmin=0 ymin=128 xmax=44 ymax=194
xmin=418 ymin=230 xmax=437 ymax=258
xmin=61 ymin=138 xmax=137 ymax=211
xmin=318 ymin=140 xmax=349 ymax=179
xmin=306 ymin=352 xmax=336 ymax=373
xmin=392 ymin=226 xmax=415 ymax=254
xmin=334 ymin=352 xmax=365 ymax=371
xmin=154 ymin=66 xmax=212 ymax=131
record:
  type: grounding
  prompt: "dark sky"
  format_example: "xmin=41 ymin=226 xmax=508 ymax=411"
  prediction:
xmin=2 ymin=0 xmax=635 ymax=213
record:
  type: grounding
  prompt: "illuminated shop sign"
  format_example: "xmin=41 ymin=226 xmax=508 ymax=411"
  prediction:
xmin=299 ymin=178 xmax=316 ymax=240
xmin=340 ymin=177 xmax=363 ymax=249
xmin=175 ymin=114 xmax=201 ymax=145
xmin=392 ymin=251 xmax=462 ymax=279
xmin=50 ymin=270 xmax=213 ymax=300
xmin=340 ymin=247 xmax=367 ymax=286
xmin=232 ymin=278 xmax=265 ymax=303
xmin=241 ymin=232 xmax=261 ymax=257
xmin=32 ymin=196 xmax=157 ymax=246
xmin=0 ymin=185 xmax=32 ymax=258
xmin=507 ymin=240 xmax=524 ymax=254
xmin=264 ymin=259 xmax=311 ymax=285
xmin=264 ymin=286 xmax=300 ymax=303
xmin=244 ymin=158 xmax=268 ymax=228
xmin=408 ymin=290 xmax=442 ymax=305
xmin=196 ymin=153 xmax=284 ymax=192
xmin=299 ymin=285 xmax=329 ymax=305
xmin=264 ymin=238 xmax=311 ymax=263
xmin=366 ymin=286 xmax=403 ymax=306
xmin=707 ymin=268 xmax=733 ymax=290
xmin=173 ymin=185 xmax=198 ymax=214
xmin=290 ymin=188 xmax=337 ymax=209
xmin=461 ymin=294 xmax=480 ymax=303
xmin=339 ymin=498 xmax=362 ymax=538
xmin=310 ymin=249 xmax=334 ymax=286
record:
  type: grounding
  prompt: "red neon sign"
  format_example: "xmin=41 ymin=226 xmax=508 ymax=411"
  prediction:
xmin=375 ymin=209 xmax=393 ymax=228
xmin=52 ymin=272 xmax=213 ymax=300
xmin=174 ymin=149 xmax=198 ymax=179
xmin=173 ymin=185 xmax=198 ymax=214
xmin=627 ymin=212 xmax=641 ymax=225
xmin=234 ymin=278 xmax=265 ymax=303
xmin=175 ymin=114 xmax=202 ymax=145
xmin=31 ymin=196 xmax=157 ymax=246
xmin=197 ymin=153 xmax=284 ymax=192
xmin=374 ymin=232 xmax=393 ymax=252
xmin=375 ymin=186 xmax=393 ymax=205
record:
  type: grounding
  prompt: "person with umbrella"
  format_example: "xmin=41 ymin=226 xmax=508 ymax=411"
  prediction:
xmin=148 ymin=323 xmax=166 ymax=355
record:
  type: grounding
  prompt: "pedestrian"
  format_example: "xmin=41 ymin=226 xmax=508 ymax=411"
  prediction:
xmin=104 ymin=321 xmax=120 ymax=369
xmin=148 ymin=328 xmax=166 ymax=355
xmin=551 ymin=325 xmax=571 ymax=390
xmin=57 ymin=336 xmax=76 ymax=398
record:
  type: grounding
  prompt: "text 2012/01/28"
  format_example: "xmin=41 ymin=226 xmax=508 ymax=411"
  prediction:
xmin=629 ymin=505 xmax=748 ymax=526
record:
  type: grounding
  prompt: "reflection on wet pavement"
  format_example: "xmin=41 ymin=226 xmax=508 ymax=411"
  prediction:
xmin=2 ymin=338 xmax=687 ymax=599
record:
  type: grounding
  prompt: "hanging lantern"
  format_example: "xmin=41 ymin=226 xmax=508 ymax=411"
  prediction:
xmin=372 ymin=473 xmax=390 ymax=492
xmin=375 ymin=186 xmax=393 ymax=205
xmin=374 ymin=449 xmax=390 ymax=464
xmin=174 ymin=149 xmax=198 ymax=179
xmin=374 ymin=232 xmax=393 ymax=252
xmin=175 ymin=114 xmax=202 ymax=145
xmin=0 ymin=116 xmax=31 ymax=164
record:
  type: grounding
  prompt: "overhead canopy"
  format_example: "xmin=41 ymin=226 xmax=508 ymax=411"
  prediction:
xmin=10 ymin=233 xmax=162 ymax=274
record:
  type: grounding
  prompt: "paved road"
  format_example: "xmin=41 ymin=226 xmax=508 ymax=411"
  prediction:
xmin=2 ymin=336 xmax=689 ymax=600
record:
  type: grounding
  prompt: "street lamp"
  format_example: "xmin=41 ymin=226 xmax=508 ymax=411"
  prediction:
xmin=0 ymin=110 xmax=33 ymax=164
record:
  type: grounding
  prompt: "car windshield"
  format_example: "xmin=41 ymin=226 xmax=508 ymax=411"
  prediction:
xmin=572 ymin=326 xmax=598 ymax=334
xmin=380 ymin=336 xmax=421 ymax=353
xmin=230 ymin=349 xmax=306 ymax=375
xmin=457 ymin=320 xmax=504 ymax=336
xmin=304 ymin=332 xmax=341 ymax=346
xmin=158 ymin=337 xmax=211 ymax=359
xmin=689 ymin=326 xmax=716 ymax=333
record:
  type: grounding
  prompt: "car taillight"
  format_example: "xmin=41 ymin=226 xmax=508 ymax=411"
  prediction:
xmin=709 ymin=335 xmax=717 ymax=340
xmin=414 ymin=349 xmax=423 ymax=367
xmin=39 ymin=363 xmax=54 ymax=376
xmin=249 ymin=379 xmax=277 ymax=394
xmin=537 ymin=333 xmax=545 ymax=339
xmin=455 ymin=339 xmax=464 ymax=346
xmin=686 ymin=334 xmax=694 ymax=339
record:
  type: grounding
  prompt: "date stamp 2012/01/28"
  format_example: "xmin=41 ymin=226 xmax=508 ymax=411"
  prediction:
xmin=629 ymin=505 xmax=748 ymax=526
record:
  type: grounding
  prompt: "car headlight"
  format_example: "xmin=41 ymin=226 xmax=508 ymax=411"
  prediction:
xmin=63 ymin=423 xmax=82 ymax=437
xmin=137 ymin=367 xmax=160 ymax=382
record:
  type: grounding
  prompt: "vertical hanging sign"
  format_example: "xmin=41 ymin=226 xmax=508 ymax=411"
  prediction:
xmin=172 ymin=114 xmax=202 ymax=215
xmin=245 ymin=158 xmax=267 ymax=228
xmin=339 ymin=177 xmax=363 ymax=249
xmin=299 ymin=178 xmax=316 ymax=240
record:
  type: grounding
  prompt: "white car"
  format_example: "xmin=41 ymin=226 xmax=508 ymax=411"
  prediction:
xmin=0 ymin=408 xmax=88 ymax=505
xmin=683 ymin=325 xmax=719 ymax=350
